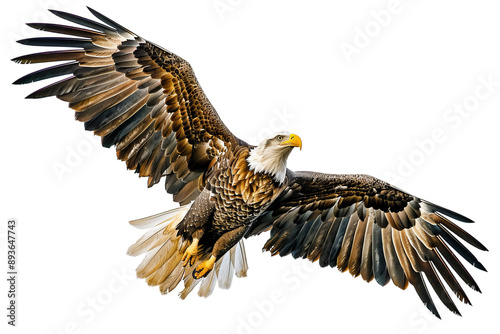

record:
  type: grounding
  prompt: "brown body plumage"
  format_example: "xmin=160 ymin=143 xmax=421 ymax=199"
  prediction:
xmin=178 ymin=145 xmax=286 ymax=259
xmin=13 ymin=7 xmax=487 ymax=318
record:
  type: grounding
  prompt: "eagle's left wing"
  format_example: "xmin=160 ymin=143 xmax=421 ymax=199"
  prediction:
xmin=246 ymin=171 xmax=487 ymax=318
xmin=13 ymin=8 xmax=242 ymax=205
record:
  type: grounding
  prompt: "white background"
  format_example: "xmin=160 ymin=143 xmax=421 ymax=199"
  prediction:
xmin=1 ymin=0 xmax=499 ymax=333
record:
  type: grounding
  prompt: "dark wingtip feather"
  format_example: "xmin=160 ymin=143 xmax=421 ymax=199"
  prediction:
xmin=433 ymin=213 xmax=488 ymax=251
xmin=87 ymin=6 xmax=99 ymax=15
xmin=422 ymin=201 xmax=474 ymax=223
xmin=425 ymin=302 xmax=441 ymax=319
xmin=13 ymin=62 xmax=78 ymax=85
xmin=11 ymin=56 xmax=25 ymax=64
xmin=473 ymin=261 xmax=487 ymax=272
xmin=429 ymin=224 xmax=488 ymax=272
xmin=48 ymin=9 xmax=116 ymax=33
xmin=48 ymin=9 xmax=71 ymax=17
xmin=25 ymin=22 xmax=48 ymax=31
xmin=25 ymin=92 xmax=41 ymax=99
xmin=17 ymin=37 xmax=96 ymax=50
xmin=86 ymin=6 xmax=135 ymax=36
xmin=47 ymin=9 xmax=68 ymax=19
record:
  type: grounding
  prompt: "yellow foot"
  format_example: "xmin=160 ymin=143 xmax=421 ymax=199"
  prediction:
xmin=182 ymin=239 xmax=200 ymax=267
xmin=193 ymin=255 xmax=216 ymax=279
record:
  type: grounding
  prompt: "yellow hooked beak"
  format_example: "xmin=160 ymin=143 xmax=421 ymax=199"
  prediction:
xmin=280 ymin=133 xmax=302 ymax=150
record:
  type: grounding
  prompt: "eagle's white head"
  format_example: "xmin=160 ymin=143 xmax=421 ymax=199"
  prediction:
xmin=247 ymin=132 xmax=302 ymax=184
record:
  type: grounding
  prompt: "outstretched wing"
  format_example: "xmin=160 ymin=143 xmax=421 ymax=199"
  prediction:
xmin=13 ymin=7 xmax=242 ymax=205
xmin=247 ymin=172 xmax=487 ymax=318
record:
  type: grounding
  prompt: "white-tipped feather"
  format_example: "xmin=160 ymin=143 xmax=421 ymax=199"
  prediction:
xmin=127 ymin=221 xmax=172 ymax=256
xmin=129 ymin=207 xmax=249 ymax=297
xmin=197 ymin=270 xmax=217 ymax=298
xmin=145 ymin=249 xmax=183 ymax=286
xmin=198 ymin=259 xmax=222 ymax=298
xmin=179 ymin=267 xmax=202 ymax=299
xmin=217 ymin=247 xmax=235 ymax=289
xmin=160 ymin=264 xmax=185 ymax=294
xmin=136 ymin=238 xmax=179 ymax=278
xmin=129 ymin=204 xmax=191 ymax=229
xmin=235 ymin=241 xmax=249 ymax=277
xmin=179 ymin=279 xmax=200 ymax=299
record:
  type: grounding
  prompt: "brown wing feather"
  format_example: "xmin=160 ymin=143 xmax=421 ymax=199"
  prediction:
xmin=248 ymin=171 xmax=487 ymax=318
xmin=13 ymin=8 xmax=243 ymax=204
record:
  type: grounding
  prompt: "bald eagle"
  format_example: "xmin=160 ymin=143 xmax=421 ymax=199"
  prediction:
xmin=13 ymin=7 xmax=487 ymax=318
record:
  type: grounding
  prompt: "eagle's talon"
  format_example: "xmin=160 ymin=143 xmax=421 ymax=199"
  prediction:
xmin=193 ymin=256 xmax=216 ymax=279
xmin=182 ymin=240 xmax=200 ymax=267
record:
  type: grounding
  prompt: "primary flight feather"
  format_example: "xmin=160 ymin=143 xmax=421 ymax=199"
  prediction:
xmin=13 ymin=7 xmax=487 ymax=318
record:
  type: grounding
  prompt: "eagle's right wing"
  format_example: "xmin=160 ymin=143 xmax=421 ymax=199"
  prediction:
xmin=13 ymin=7 xmax=242 ymax=204
xmin=247 ymin=171 xmax=487 ymax=318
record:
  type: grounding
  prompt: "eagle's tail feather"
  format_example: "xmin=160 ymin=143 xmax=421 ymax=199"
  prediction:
xmin=128 ymin=205 xmax=192 ymax=230
xmin=127 ymin=205 xmax=248 ymax=298
xmin=182 ymin=241 xmax=248 ymax=298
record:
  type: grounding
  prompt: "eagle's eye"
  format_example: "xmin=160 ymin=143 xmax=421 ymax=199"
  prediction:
xmin=276 ymin=135 xmax=283 ymax=141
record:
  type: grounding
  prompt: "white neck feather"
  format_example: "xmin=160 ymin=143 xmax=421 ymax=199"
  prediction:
xmin=247 ymin=144 xmax=292 ymax=184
